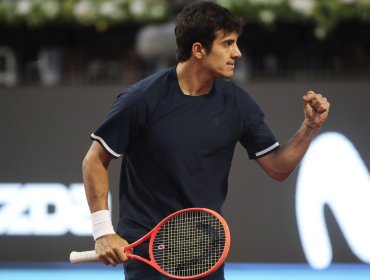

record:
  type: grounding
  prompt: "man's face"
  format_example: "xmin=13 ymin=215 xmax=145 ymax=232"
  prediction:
xmin=202 ymin=30 xmax=242 ymax=79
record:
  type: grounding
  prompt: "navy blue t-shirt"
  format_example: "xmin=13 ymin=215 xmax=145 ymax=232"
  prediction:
xmin=91 ymin=67 xmax=279 ymax=279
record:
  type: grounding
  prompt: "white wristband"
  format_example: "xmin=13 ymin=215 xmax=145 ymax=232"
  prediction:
xmin=91 ymin=210 xmax=115 ymax=240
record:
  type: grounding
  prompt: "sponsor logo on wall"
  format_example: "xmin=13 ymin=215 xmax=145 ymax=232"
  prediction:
xmin=296 ymin=132 xmax=370 ymax=269
xmin=0 ymin=183 xmax=111 ymax=236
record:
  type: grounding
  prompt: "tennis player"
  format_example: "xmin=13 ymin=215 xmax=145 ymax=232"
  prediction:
xmin=81 ymin=1 xmax=330 ymax=279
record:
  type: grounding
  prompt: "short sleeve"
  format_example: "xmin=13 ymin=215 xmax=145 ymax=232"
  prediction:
xmin=91 ymin=84 xmax=148 ymax=157
xmin=236 ymin=89 xmax=279 ymax=159
xmin=239 ymin=115 xmax=279 ymax=159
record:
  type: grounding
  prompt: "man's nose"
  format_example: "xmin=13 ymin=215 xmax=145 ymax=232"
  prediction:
xmin=232 ymin=45 xmax=242 ymax=59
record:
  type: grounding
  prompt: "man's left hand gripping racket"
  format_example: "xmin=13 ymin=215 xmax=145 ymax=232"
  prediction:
xmin=70 ymin=208 xmax=230 ymax=279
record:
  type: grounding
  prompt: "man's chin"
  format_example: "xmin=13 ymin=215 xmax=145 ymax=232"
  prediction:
xmin=223 ymin=72 xmax=234 ymax=79
xmin=216 ymin=70 xmax=234 ymax=79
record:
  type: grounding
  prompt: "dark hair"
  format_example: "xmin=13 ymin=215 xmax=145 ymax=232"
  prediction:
xmin=175 ymin=1 xmax=243 ymax=62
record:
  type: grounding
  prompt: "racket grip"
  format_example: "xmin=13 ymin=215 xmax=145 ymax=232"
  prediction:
xmin=70 ymin=250 xmax=99 ymax=264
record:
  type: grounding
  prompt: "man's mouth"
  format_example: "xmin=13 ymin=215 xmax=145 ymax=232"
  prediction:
xmin=226 ymin=62 xmax=235 ymax=68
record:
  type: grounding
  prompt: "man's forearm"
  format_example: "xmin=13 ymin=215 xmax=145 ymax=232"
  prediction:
xmin=257 ymin=121 xmax=321 ymax=181
xmin=276 ymin=120 xmax=320 ymax=169
xmin=82 ymin=154 xmax=110 ymax=213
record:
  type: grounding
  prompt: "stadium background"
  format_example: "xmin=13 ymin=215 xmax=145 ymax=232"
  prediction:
xmin=0 ymin=0 xmax=369 ymax=278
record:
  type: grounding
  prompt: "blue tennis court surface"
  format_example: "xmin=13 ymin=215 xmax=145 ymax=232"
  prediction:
xmin=0 ymin=262 xmax=369 ymax=279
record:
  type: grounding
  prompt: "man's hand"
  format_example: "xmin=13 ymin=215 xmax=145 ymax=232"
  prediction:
xmin=303 ymin=91 xmax=330 ymax=129
xmin=95 ymin=234 xmax=129 ymax=266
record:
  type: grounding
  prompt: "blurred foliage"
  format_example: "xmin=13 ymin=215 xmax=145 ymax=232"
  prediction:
xmin=0 ymin=0 xmax=370 ymax=36
xmin=220 ymin=0 xmax=370 ymax=38
xmin=0 ymin=0 xmax=170 ymax=32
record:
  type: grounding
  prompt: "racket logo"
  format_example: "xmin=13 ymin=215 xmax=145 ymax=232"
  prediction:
xmin=176 ymin=255 xmax=204 ymax=272
xmin=196 ymin=223 xmax=220 ymax=245
xmin=173 ymin=220 xmax=225 ymax=274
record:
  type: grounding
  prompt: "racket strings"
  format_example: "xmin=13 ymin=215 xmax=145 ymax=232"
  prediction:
xmin=152 ymin=210 xmax=226 ymax=277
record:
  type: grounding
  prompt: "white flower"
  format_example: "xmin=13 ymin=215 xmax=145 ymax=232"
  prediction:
xmin=259 ymin=9 xmax=275 ymax=24
xmin=100 ymin=1 xmax=116 ymax=17
xmin=74 ymin=0 xmax=94 ymax=17
xmin=289 ymin=0 xmax=314 ymax=16
xmin=130 ymin=0 xmax=146 ymax=17
xmin=16 ymin=0 xmax=33 ymax=15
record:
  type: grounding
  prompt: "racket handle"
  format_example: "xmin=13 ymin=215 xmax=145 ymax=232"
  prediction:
xmin=70 ymin=250 xmax=99 ymax=264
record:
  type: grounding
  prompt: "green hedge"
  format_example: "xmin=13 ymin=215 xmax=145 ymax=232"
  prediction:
xmin=1 ymin=0 xmax=370 ymax=37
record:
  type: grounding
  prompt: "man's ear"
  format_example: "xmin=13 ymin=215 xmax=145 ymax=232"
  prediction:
xmin=192 ymin=43 xmax=206 ymax=59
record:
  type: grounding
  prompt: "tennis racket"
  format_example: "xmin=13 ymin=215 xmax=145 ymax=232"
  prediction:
xmin=70 ymin=207 xmax=230 ymax=279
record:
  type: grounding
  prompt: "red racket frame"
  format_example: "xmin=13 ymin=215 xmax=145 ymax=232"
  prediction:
xmin=70 ymin=207 xmax=230 ymax=279
xmin=125 ymin=208 xmax=230 ymax=279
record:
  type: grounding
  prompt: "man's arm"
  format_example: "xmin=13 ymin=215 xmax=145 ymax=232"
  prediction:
xmin=256 ymin=91 xmax=330 ymax=181
xmin=82 ymin=140 xmax=129 ymax=266
xmin=83 ymin=141 xmax=113 ymax=212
